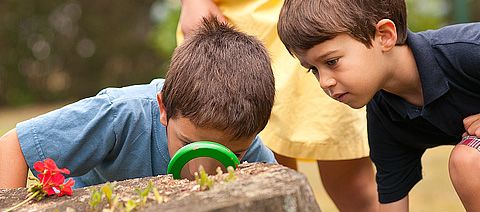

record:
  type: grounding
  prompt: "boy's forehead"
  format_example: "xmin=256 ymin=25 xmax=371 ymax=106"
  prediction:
xmin=291 ymin=50 xmax=310 ymax=68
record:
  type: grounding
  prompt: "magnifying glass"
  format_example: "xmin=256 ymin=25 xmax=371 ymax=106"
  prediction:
xmin=167 ymin=141 xmax=240 ymax=179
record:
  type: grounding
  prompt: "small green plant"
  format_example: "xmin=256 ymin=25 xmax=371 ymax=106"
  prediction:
xmin=124 ymin=199 xmax=137 ymax=212
xmin=153 ymin=186 xmax=164 ymax=204
xmin=194 ymin=165 xmax=215 ymax=191
xmin=225 ymin=166 xmax=237 ymax=182
xmin=88 ymin=182 xmax=119 ymax=212
xmin=135 ymin=181 xmax=153 ymax=206
xmin=101 ymin=182 xmax=119 ymax=210
xmin=88 ymin=180 xmax=166 ymax=211
xmin=125 ymin=180 xmax=166 ymax=211
xmin=88 ymin=187 xmax=103 ymax=209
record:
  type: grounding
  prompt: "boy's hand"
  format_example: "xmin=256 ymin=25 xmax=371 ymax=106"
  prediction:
xmin=180 ymin=0 xmax=228 ymax=39
xmin=463 ymin=113 xmax=480 ymax=137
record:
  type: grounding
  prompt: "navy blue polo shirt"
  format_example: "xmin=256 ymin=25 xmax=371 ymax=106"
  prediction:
xmin=367 ymin=23 xmax=480 ymax=203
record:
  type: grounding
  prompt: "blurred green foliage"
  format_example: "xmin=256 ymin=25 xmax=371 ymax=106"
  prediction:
xmin=0 ymin=0 xmax=180 ymax=106
xmin=407 ymin=0 xmax=449 ymax=31
xmin=407 ymin=0 xmax=480 ymax=31
xmin=0 ymin=0 xmax=479 ymax=106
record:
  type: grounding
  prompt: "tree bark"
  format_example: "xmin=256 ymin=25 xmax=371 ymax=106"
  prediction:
xmin=0 ymin=163 xmax=320 ymax=212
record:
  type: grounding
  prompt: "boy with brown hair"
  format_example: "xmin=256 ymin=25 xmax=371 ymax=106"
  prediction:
xmin=0 ymin=17 xmax=277 ymax=188
xmin=277 ymin=0 xmax=480 ymax=211
xmin=178 ymin=1 xmax=378 ymax=211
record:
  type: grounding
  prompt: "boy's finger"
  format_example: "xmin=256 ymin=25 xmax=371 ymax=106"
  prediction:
xmin=463 ymin=114 xmax=480 ymax=128
xmin=465 ymin=121 xmax=480 ymax=137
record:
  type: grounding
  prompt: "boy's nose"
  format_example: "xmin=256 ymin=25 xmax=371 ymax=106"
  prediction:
xmin=319 ymin=76 xmax=336 ymax=90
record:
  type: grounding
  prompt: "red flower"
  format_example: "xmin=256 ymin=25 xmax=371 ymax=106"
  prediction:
xmin=33 ymin=158 xmax=70 ymax=175
xmin=57 ymin=179 xmax=75 ymax=196
xmin=42 ymin=173 xmax=66 ymax=196
xmin=6 ymin=158 xmax=75 ymax=211
xmin=33 ymin=158 xmax=75 ymax=197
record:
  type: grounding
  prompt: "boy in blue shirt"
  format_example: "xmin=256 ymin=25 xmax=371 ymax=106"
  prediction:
xmin=0 ymin=18 xmax=276 ymax=189
xmin=276 ymin=0 xmax=480 ymax=211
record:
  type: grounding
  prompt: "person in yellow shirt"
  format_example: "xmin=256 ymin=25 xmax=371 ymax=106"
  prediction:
xmin=178 ymin=0 xmax=378 ymax=211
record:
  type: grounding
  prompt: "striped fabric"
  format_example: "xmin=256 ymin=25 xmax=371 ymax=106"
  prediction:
xmin=459 ymin=136 xmax=480 ymax=151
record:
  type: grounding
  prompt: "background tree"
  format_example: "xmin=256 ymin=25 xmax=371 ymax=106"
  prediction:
xmin=0 ymin=0 xmax=478 ymax=107
xmin=0 ymin=0 xmax=179 ymax=106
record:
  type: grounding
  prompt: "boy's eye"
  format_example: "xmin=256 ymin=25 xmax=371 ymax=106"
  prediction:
xmin=326 ymin=58 xmax=338 ymax=66
xmin=307 ymin=66 xmax=319 ymax=76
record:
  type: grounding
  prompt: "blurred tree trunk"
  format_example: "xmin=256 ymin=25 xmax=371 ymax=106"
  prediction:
xmin=472 ymin=0 xmax=480 ymax=21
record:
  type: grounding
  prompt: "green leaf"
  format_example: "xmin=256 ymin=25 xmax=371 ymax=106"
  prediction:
xmin=153 ymin=187 xmax=163 ymax=204
xmin=124 ymin=200 xmax=137 ymax=212
xmin=101 ymin=183 xmax=114 ymax=204
xmin=88 ymin=188 xmax=103 ymax=208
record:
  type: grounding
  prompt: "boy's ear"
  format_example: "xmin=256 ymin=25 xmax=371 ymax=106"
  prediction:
xmin=157 ymin=93 xmax=168 ymax=126
xmin=375 ymin=19 xmax=397 ymax=51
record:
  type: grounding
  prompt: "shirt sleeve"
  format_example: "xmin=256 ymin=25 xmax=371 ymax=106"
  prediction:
xmin=16 ymin=90 xmax=120 ymax=177
xmin=434 ymin=24 xmax=480 ymax=91
xmin=367 ymin=104 xmax=425 ymax=203
xmin=242 ymin=136 xmax=277 ymax=164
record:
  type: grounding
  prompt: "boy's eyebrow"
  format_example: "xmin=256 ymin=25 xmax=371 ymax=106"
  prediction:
xmin=316 ymin=50 xmax=339 ymax=61
xmin=177 ymin=132 xmax=193 ymax=143
xmin=299 ymin=50 xmax=339 ymax=68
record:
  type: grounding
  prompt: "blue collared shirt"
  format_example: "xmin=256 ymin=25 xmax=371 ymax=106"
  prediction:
xmin=16 ymin=79 xmax=276 ymax=188
xmin=367 ymin=23 xmax=480 ymax=203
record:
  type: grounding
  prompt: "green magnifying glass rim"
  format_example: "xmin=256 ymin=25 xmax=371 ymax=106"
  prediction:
xmin=167 ymin=141 xmax=240 ymax=179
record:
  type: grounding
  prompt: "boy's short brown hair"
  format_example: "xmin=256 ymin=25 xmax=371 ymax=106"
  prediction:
xmin=161 ymin=17 xmax=275 ymax=140
xmin=278 ymin=0 xmax=407 ymax=55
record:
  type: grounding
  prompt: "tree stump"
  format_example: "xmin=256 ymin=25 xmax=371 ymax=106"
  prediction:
xmin=0 ymin=163 xmax=320 ymax=212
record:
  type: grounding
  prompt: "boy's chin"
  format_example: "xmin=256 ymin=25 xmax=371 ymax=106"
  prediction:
xmin=344 ymin=101 xmax=367 ymax=109
xmin=349 ymin=104 xmax=365 ymax=109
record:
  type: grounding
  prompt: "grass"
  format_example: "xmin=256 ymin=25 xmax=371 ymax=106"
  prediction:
xmin=0 ymin=102 xmax=465 ymax=211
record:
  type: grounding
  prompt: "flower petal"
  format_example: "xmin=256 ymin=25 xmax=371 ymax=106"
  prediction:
xmin=33 ymin=161 xmax=45 ymax=173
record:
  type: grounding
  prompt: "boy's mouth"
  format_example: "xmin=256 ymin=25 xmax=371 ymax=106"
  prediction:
xmin=332 ymin=92 xmax=348 ymax=102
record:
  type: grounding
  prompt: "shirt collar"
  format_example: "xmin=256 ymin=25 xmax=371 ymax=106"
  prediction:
xmin=407 ymin=30 xmax=449 ymax=106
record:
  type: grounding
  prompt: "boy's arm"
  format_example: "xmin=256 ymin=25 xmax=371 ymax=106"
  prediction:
xmin=379 ymin=196 xmax=409 ymax=212
xmin=179 ymin=0 xmax=227 ymax=38
xmin=0 ymin=129 xmax=28 ymax=188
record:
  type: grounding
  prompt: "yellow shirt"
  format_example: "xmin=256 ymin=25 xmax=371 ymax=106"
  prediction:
xmin=177 ymin=0 xmax=369 ymax=160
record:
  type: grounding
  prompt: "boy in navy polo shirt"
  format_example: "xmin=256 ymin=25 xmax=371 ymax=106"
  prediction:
xmin=277 ymin=0 xmax=480 ymax=211
xmin=0 ymin=18 xmax=276 ymax=189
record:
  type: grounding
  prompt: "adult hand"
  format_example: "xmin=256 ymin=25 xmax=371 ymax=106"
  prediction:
xmin=180 ymin=0 xmax=228 ymax=39
xmin=463 ymin=113 xmax=480 ymax=137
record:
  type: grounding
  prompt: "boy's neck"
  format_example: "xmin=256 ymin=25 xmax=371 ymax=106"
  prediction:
xmin=383 ymin=45 xmax=424 ymax=107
